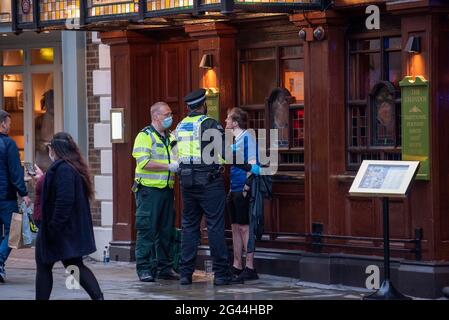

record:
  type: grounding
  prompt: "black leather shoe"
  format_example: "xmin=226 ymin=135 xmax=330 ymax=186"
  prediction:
xmin=231 ymin=266 xmax=243 ymax=276
xmin=159 ymin=270 xmax=180 ymax=280
xmin=139 ymin=272 xmax=155 ymax=282
xmin=214 ymin=275 xmax=244 ymax=286
xmin=236 ymin=267 xmax=259 ymax=281
xmin=180 ymin=275 xmax=192 ymax=285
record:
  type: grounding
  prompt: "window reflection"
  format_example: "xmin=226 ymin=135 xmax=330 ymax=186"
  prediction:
xmin=0 ymin=0 xmax=11 ymax=22
xmin=32 ymin=73 xmax=54 ymax=171
xmin=31 ymin=48 xmax=55 ymax=65
xmin=1 ymin=50 xmax=24 ymax=67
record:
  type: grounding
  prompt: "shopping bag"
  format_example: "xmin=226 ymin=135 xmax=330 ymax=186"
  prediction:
xmin=8 ymin=212 xmax=25 ymax=249
xmin=8 ymin=203 xmax=39 ymax=249
xmin=20 ymin=202 xmax=38 ymax=247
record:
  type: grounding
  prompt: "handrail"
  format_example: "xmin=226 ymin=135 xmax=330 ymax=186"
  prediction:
xmin=220 ymin=223 xmax=424 ymax=261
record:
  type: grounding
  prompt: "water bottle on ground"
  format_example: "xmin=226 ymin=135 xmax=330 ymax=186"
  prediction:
xmin=103 ymin=246 xmax=110 ymax=264
xmin=204 ymin=260 xmax=213 ymax=280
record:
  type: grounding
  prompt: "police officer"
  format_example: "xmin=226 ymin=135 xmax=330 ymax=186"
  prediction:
xmin=132 ymin=102 xmax=180 ymax=282
xmin=176 ymin=89 xmax=242 ymax=286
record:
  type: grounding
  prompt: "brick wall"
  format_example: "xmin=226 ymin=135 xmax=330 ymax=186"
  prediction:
xmin=86 ymin=32 xmax=101 ymax=226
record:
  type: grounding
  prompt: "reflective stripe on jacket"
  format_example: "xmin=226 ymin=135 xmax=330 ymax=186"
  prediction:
xmin=132 ymin=127 xmax=175 ymax=189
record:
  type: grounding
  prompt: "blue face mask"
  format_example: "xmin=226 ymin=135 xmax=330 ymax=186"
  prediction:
xmin=162 ymin=116 xmax=173 ymax=129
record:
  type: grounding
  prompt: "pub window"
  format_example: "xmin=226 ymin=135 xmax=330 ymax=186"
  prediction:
xmin=347 ymin=36 xmax=402 ymax=170
xmin=239 ymin=45 xmax=304 ymax=171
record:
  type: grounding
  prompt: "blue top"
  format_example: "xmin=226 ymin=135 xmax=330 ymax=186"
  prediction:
xmin=230 ymin=130 xmax=257 ymax=192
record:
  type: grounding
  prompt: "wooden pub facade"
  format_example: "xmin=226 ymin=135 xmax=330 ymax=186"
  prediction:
xmin=11 ymin=0 xmax=449 ymax=297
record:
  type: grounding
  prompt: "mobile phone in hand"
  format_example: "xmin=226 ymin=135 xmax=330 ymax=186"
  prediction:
xmin=24 ymin=162 xmax=36 ymax=176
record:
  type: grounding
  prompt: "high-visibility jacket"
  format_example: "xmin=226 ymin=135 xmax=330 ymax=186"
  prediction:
xmin=132 ymin=126 xmax=175 ymax=189
xmin=175 ymin=115 xmax=211 ymax=164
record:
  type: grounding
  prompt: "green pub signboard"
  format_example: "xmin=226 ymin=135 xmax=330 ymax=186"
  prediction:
xmin=399 ymin=76 xmax=430 ymax=180
xmin=205 ymin=89 xmax=220 ymax=121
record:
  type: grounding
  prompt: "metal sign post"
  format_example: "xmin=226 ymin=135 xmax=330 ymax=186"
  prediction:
xmin=364 ymin=197 xmax=411 ymax=300
xmin=349 ymin=160 xmax=420 ymax=300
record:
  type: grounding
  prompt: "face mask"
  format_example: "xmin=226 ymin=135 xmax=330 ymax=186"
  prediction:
xmin=49 ymin=151 xmax=55 ymax=162
xmin=162 ymin=116 xmax=173 ymax=129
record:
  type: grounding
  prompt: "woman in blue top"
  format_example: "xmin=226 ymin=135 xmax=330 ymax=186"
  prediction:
xmin=225 ymin=107 xmax=260 ymax=281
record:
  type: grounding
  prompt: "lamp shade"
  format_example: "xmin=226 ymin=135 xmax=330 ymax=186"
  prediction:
xmin=404 ymin=36 xmax=421 ymax=53
xmin=199 ymin=54 xmax=213 ymax=69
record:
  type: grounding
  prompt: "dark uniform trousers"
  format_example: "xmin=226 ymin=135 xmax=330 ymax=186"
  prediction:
xmin=135 ymin=186 xmax=175 ymax=277
xmin=180 ymin=175 xmax=229 ymax=278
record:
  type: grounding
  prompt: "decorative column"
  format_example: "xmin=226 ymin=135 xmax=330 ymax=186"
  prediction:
xmin=100 ymin=31 xmax=159 ymax=261
xmin=290 ymin=12 xmax=347 ymax=235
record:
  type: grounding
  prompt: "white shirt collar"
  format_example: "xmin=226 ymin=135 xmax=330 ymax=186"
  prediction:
xmin=235 ymin=129 xmax=246 ymax=141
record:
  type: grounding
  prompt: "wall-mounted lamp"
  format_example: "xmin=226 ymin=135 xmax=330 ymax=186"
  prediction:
xmin=199 ymin=54 xmax=213 ymax=69
xmin=404 ymin=36 xmax=421 ymax=53
xmin=110 ymin=108 xmax=125 ymax=143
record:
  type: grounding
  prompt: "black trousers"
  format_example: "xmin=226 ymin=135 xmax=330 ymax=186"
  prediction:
xmin=35 ymin=257 xmax=103 ymax=300
xmin=180 ymin=177 xmax=229 ymax=278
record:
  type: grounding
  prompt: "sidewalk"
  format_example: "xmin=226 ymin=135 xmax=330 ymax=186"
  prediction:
xmin=0 ymin=248 xmax=370 ymax=300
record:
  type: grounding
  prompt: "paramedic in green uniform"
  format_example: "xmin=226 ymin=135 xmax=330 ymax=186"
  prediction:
xmin=132 ymin=102 xmax=180 ymax=282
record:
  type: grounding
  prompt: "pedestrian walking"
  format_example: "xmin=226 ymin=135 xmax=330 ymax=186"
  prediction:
xmin=0 ymin=110 xmax=31 ymax=283
xmin=35 ymin=132 xmax=103 ymax=300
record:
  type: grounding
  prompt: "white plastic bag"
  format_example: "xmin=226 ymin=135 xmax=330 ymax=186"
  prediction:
xmin=20 ymin=202 xmax=38 ymax=247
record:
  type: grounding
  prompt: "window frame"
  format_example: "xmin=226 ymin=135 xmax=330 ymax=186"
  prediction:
xmin=345 ymin=32 xmax=403 ymax=171
xmin=237 ymin=40 xmax=305 ymax=171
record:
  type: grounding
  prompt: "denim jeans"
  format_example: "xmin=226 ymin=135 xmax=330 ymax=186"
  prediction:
xmin=0 ymin=200 xmax=18 ymax=265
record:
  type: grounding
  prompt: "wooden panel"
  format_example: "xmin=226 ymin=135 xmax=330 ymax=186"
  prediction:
xmin=276 ymin=195 xmax=306 ymax=233
xmin=133 ymin=53 xmax=155 ymax=130
xmin=111 ymin=50 xmax=132 ymax=241
xmin=345 ymin=197 xmax=377 ymax=238
xmin=389 ymin=199 xmax=410 ymax=239
xmin=187 ymin=47 xmax=199 ymax=95
xmin=162 ymin=48 xmax=180 ymax=102
xmin=159 ymin=41 xmax=199 ymax=228
xmin=271 ymin=180 xmax=306 ymax=234
xmin=437 ymin=17 xmax=449 ymax=244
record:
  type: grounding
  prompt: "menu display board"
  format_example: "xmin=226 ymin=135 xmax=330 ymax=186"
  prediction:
xmin=349 ymin=160 xmax=419 ymax=198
